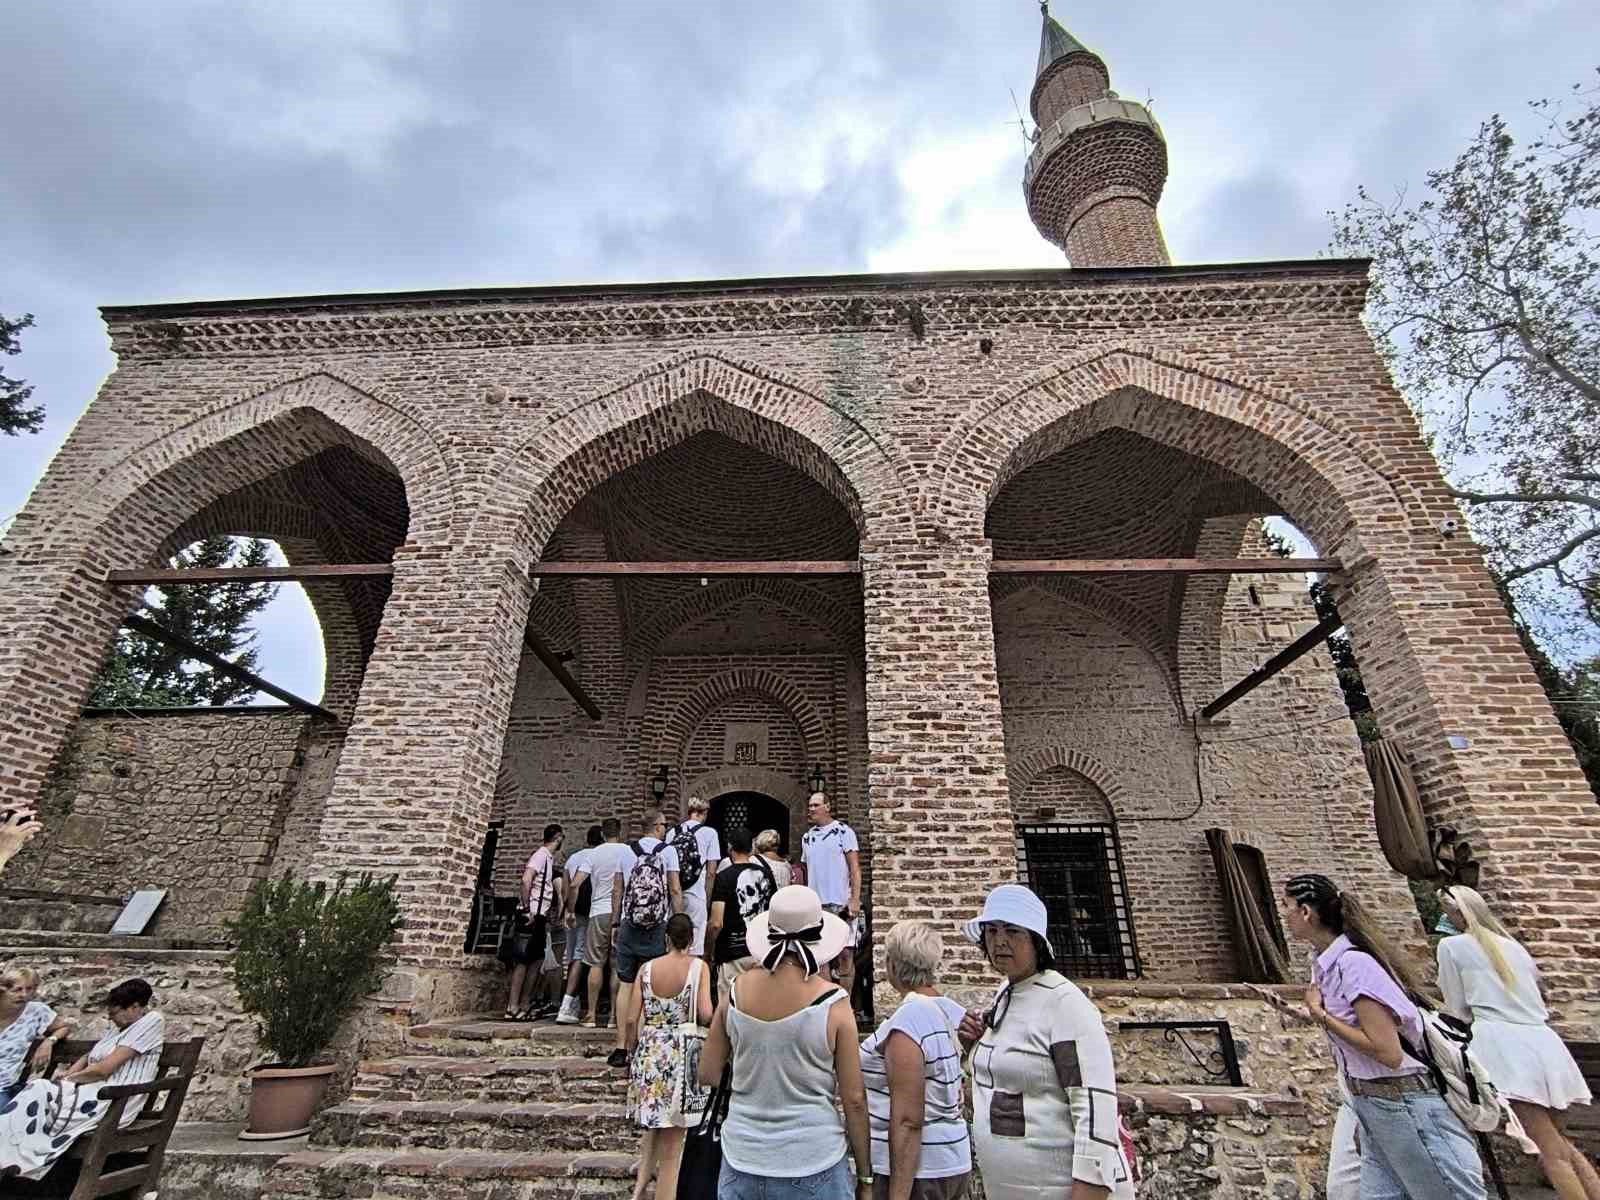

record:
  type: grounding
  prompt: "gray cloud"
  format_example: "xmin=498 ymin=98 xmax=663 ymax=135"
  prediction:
xmin=4 ymin=1 xmax=1595 ymax=696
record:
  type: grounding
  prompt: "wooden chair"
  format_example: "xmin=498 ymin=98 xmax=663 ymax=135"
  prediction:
xmin=8 ymin=1035 xmax=205 ymax=1199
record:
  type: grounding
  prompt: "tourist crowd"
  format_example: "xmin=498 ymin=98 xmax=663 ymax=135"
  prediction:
xmin=3 ymin=790 xmax=1592 ymax=1200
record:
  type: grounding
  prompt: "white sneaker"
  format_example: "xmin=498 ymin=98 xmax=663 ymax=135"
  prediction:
xmin=554 ymin=996 xmax=580 ymax=1025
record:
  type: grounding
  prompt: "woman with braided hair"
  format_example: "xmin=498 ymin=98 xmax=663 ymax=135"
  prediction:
xmin=1283 ymin=873 xmax=1485 ymax=1200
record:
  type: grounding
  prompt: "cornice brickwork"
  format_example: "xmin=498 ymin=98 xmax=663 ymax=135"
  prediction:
xmin=104 ymin=273 xmax=1368 ymax=358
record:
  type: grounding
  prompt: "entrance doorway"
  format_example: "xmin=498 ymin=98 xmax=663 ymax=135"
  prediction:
xmin=708 ymin=792 xmax=792 ymax=857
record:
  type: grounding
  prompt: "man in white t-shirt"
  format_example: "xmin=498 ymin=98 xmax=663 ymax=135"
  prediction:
xmin=799 ymin=791 xmax=861 ymax=1001
xmin=672 ymin=797 xmax=723 ymax=959
xmin=558 ymin=818 xmax=637 ymax=1029
xmin=554 ymin=825 xmax=603 ymax=1025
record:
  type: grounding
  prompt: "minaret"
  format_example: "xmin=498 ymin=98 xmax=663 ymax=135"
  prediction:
xmin=1023 ymin=4 xmax=1171 ymax=267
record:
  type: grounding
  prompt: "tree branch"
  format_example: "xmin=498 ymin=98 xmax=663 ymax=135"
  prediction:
xmin=1450 ymin=487 xmax=1600 ymax=508
xmin=1499 ymin=524 xmax=1600 ymax=583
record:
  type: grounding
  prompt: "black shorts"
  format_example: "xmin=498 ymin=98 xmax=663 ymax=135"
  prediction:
xmin=505 ymin=913 xmax=549 ymax=966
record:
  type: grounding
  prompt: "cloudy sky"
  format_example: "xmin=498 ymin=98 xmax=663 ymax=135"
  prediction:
xmin=4 ymin=1 xmax=1594 ymax=700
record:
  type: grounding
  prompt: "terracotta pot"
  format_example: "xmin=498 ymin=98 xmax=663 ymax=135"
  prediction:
xmin=239 ymin=1062 xmax=336 ymax=1141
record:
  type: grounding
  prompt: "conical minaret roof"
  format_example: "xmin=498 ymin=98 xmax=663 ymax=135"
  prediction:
xmin=1037 ymin=6 xmax=1092 ymax=77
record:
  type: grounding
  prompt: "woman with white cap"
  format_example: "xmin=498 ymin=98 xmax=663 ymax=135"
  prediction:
xmin=699 ymin=884 xmax=874 ymax=1199
xmin=956 ymin=884 xmax=1134 ymax=1200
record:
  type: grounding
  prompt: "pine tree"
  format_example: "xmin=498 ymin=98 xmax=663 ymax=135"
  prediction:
xmin=90 ymin=536 xmax=280 ymax=707
xmin=1 ymin=311 xmax=43 ymax=436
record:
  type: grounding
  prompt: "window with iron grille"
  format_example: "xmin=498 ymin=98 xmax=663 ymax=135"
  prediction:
xmin=1015 ymin=822 xmax=1140 ymax=978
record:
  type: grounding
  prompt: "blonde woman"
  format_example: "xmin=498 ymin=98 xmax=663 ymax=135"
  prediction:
xmin=1437 ymin=886 xmax=1599 ymax=1200
xmin=754 ymin=830 xmax=792 ymax=889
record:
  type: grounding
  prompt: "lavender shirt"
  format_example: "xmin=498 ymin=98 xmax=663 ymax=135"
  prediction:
xmin=1313 ymin=935 xmax=1429 ymax=1080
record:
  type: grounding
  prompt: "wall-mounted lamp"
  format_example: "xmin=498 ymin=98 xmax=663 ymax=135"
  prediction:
xmin=809 ymin=764 xmax=826 ymax=795
xmin=651 ymin=765 xmax=670 ymax=800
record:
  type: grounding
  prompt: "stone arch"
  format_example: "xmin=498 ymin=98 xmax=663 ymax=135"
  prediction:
xmin=482 ymin=351 xmax=918 ymax=566
xmin=937 ymin=346 xmax=1424 ymax=552
xmin=991 ymin=580 xmax=1183 ymax=714
xmin=654 ymin=667 xmax=832 ymax=810
xmin=682 ymin=765 xmax=811 ymax=823
xmin=1007 ymin=745 xmax=1125 ymax=816
xmin=44 ymin=370 xmax=456 ymax=555
xmin=164 ymin=495 xmax=390 ymax=719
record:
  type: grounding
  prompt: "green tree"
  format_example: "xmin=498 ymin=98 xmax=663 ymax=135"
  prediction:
xmin=2 ymin=311 xmax=43 ymax=436
xmin=1496 ymin=579 xmax=1600 ymax=800
xmin=89 ymin=536 xmax=280 ymax=708
xmin=1331 ymin=76 xmax=1600 ymax=634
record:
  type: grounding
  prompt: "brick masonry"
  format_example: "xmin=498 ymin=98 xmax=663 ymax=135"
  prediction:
xmin=1 ymin=261 xmax=1597 ymax=1035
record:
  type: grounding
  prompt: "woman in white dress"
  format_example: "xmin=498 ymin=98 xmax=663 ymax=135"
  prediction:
xmin=1436 ymin=886 xmax=1599 ymax=1200
xmin=0 ymin=978 xmax=165 ymax=1183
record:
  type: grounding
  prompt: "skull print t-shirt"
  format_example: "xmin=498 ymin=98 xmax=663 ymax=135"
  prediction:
xmin=710 ymin=857 xmax=777 ymax=964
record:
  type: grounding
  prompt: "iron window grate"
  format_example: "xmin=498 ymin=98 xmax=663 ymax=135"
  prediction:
xmin=1015 ymin=822 xmax=1141 ymax=979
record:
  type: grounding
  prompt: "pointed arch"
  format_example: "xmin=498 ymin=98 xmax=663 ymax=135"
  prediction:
xmin=1007 ymin=745 xmax=1126 ymax=812
xmin=41 ymin=370 xmax=456 ymax=556
xmin=937 ymin=345 xmax=1423 ymax=552
xmin=479 ymin=351 xmax=918 ymax=565
xmin=624 ymin=576 xmax=863 ymax=668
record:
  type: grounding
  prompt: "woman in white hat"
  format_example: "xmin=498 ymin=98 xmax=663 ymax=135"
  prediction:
xmin=956 ymin=884 xmax=1134 ymax=1200
xmin=699 ymin=884 xmax=874 ymax=1199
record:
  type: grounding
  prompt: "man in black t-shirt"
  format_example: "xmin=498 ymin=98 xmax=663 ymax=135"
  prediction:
xmin=705 ymin=826 xmax=776 ymax=994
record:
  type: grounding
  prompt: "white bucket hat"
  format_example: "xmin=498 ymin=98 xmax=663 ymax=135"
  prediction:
xmin=962 ymin=884 xmax=1054 ymax=954
xmin=745 ymin=885 xmax=852 ymax=977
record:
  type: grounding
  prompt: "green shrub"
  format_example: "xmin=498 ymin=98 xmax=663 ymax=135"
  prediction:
xmin=227 ymin=872 xmax=402 ymax=1067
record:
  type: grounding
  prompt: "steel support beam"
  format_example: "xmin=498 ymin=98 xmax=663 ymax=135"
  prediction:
xmin=1199 ymin=612 xmax=1344 ymax=720
xmin=524 ymin=625 xmax=602 ymax=721
xmin=990 ymin=558 xmax=1341 ymax=575
xmin=121 ymin=614 xmax=338 ymax=722
xmin=107 ymin=564 xmax=395 ymax=586
xmin=531 ymin=560 xmax=861 ymax=577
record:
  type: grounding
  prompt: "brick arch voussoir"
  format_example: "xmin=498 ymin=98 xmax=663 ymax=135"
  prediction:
xmin=61 ymin=370 xmax=457 ymax=556
xmin=656 ymin=668 xmax=832 ymax=790
xmin=991 ymin=580 xmax=1183 ymax=713
xmin=624 ymin=576 xmax=863 ymax=668
xmin=483 ymin=352 xmax=919 ymax=567
xmin=1006 ymin=745 xmax=1124 ymax=816
xmin=938 ymin=346 xmax=1419 ymax=551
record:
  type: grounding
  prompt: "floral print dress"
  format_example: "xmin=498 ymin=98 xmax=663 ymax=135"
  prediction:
xmin=626 ymin=959 xmax=706 ymax=1129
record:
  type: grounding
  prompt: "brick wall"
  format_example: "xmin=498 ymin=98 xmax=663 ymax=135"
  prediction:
xmin=4 ymin=263 xmax=1596 ymax=1028
xmin=11 ymin=711 xmax=308 ymax=938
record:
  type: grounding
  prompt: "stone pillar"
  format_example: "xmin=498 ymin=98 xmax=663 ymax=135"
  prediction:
xmin=1334 ymin=549 xmax=1600 ymax=1034
xmin=861 ymin=539 xmax=1015 ymax=1002
xmin=308 ymin=547 xmax=531 ymax=1019
xmin=0 ymin=548 xmax=128 ymax=815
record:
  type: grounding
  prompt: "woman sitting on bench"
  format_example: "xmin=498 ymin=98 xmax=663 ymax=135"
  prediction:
xmin=0 ymin=978 xmax=164 ymax=1183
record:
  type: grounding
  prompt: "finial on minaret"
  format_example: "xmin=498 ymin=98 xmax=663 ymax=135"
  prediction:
xmin=1022 ymin=10 xmax=1171 ymax=267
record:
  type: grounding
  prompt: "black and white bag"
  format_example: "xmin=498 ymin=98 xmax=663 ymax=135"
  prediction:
xmin=622 ymin=841 xmax=670 ymax=928
xmin=668 ymin=822 xmax=705 ymax=892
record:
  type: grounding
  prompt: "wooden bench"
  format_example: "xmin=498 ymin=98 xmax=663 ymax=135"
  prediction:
xmin=7 ymin=1035 xmax=204 ymax=1199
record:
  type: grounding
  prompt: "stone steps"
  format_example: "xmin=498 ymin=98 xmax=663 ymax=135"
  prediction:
xmin=407 ymin=1017 xmax=616 ymax=1059
xmin=352 ymin=1054 xmax=628 ymax=1104
xmin=267 ymin=1147 xmax=639 ymax=1200
xmin=313 ymin=1098 xmax=637 ymax=1155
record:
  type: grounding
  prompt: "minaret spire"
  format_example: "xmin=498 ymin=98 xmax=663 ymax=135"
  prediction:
xmin=1022 ymin=7 xmax=1171 ymax=266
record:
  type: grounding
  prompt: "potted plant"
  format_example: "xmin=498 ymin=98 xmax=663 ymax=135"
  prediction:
xmin=228 ymin=871 xmax=402 ymax=1139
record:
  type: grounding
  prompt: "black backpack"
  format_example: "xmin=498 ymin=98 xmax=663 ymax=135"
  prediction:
xmin=669 ymin=822 xmax=705 ymax=891
xmin=573 ymin=872 xmax=593 ymax=918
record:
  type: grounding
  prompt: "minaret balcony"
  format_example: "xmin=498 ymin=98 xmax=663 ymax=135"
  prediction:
xmin=1024 ymin=97 xmax=1166 ymax=190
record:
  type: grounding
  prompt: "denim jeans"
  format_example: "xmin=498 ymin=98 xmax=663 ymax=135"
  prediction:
xmin=718 ymin=1155 xmax=853 ymax=1199
xmin=1348 ymin=1089 xmax=1486 ymax=1200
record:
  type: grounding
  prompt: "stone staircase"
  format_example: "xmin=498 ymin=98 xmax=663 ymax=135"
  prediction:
xmin=262 ymin=1014 xmax=1324 ymax=1200
xmin=269 ymin=1020 xmax=641 ymax=1199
